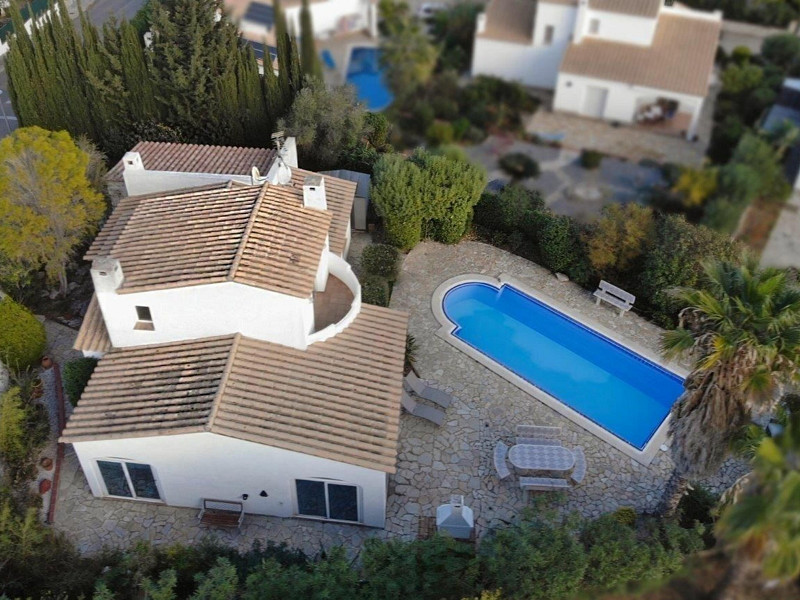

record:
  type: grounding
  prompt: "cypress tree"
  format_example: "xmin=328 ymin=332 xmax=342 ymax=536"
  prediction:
xmin=288 ymin=33 xmax=303 ymax=95
xmin=118 ymin=20 xmax=158 ymax=121
xmin=299 ymin=0 xmax=322 ymax=81
xmin=262 ymin=51 xmax=284 ymax=126
xmin=273 ymin=0 xmax=293 ymax=107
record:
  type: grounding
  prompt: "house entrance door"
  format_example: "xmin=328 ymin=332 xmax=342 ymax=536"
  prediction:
xmin=583 ymin=86 xmax=608 ymax=119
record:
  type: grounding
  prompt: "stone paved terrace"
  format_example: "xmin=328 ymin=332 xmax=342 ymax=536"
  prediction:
xmin=53 ymin=242 xmax=748 ymax=555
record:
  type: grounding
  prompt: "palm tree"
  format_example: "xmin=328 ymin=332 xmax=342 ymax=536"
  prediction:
xmin=658 ymin=260 xmax=800 ymax=515
xmin=713 ymin=414 xmax=800 ymax=594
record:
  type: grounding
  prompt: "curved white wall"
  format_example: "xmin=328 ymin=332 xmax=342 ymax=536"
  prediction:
xmin=308 ymin=252 xmax=361 ymax=345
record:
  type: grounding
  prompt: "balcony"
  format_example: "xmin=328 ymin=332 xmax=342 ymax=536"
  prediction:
xmin=309 ymin=253 xmax=361 ymax=344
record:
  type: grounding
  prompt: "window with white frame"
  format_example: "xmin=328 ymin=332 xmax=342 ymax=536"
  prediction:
xmin=589 ymin=18 xmax=600 ymax=34
xmin=97 ymin=460 xmax=161 ymax=500
xmin=295 ymin=479 xmax=359 ymax=522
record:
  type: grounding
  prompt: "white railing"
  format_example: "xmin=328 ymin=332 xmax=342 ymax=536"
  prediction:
xmin=307 ymin=252 xmax=361 ymax=345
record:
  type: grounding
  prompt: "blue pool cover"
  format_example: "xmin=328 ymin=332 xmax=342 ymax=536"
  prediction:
xmin=346 ymin=47 xmax=393 ymax=111
xmin=442 ymin=282 xmax=684 ymax=450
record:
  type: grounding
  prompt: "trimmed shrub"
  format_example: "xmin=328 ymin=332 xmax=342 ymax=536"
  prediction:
xmin=473 ymin=186 xmax=545 ymax=233
xmin=63 ymin=357 xmax=99 ymax=407
xmin=360 ymin=275 xmax=390 ymax=307
xmin=499 ymin=152 xmax=540 ymax=179
xmin=426 ymin=121 xmax=455 ymax=146
xmin=361 ymin=244 xmax=400 ymax=282
xmin=580 ymin=149 xmax=603 ymax=170
xmin=537 ymin=214 xmax=580 ymax=274
xmin=611 ymin=507 xmax=637 ymax=527
xmin=0 ymin=297 xmax=46 ymax=372
xmin=730 ymin=45 xmax=752 ymax=65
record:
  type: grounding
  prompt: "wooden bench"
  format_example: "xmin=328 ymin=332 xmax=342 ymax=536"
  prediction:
xmin=593 ymin=280 xmax=635 ymax=316
xmin=198 ymin=499 xmax=244 ymax=529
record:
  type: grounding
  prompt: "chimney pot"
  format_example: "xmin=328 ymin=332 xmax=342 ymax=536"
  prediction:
xmin=303 ymin=175 xmax=327 ymax=211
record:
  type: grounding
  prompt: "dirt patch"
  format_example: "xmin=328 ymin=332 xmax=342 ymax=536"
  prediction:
xmin=736 ymin=198 xmax=784 ymax=254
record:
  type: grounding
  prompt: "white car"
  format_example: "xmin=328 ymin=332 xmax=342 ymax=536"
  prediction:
xmin=417 ymin=2 xmax=446 ymax=19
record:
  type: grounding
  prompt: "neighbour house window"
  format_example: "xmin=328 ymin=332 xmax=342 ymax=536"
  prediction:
xmin=589 ymin=19 xmax=600 ymax=34
xmin=97 ymin=460 xmax=161 ymax=500
xmin=295 ymin=479 xmax=360 ymax=522
xmin=544 ymin=25 xmax=554 ymax=45
xmin=135 ymin=306 xmax=154 ymax=331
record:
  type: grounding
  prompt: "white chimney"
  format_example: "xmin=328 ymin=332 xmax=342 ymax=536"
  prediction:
xmin=91 ymin=257 xmax=124 ymax=293
xmin=436 ymin=495 xmax=474 ymax=540
xmin=476 ymin=12 xmax=486 ymax=35
xmin=122 ymin=151 xmax=144 ymax=172
xmin=303 ymin=175 xmax=327 ymax=211
xmin=281 ymin=136 xmax=299 ymax=168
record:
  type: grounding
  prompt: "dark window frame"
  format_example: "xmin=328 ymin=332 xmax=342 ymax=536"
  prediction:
xmin=295 ymin=479 xmax=360 ymax=523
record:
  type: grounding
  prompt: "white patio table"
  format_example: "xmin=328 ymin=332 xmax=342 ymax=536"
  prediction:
xmin=508 ymin=444 xmax=575 ymax=472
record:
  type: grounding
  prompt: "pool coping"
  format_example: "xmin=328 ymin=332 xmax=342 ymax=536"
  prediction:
xmin=431 ymin=274 xmax=688 ymax=466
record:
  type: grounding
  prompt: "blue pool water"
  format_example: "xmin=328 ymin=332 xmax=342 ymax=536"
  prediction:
xmin=442 ymin=282 xmax=684 ymax=450
xmin=346 ymin=47 xmax=394 ymax=111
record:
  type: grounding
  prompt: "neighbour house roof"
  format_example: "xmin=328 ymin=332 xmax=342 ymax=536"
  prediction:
xmin=85 ymin=181 xmax=332 ymax=298
xmin=587 ymin=0 xmax=660 ymax=17
xmin=560 ymin=13 xmax=720 ymax=97
xmin=106 ymin=141 xmax=277 ymax=182
xmin=320 ymin=169 xmax=371 ymax=199
xmin=477 ymin=0 xmax=537 ymax=45
xmin=74 ymin=295 xmax=112 ymax=355
xmin=60 ymin=304 xmax=409 ymax=473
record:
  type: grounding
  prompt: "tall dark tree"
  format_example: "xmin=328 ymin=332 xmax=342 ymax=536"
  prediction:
xmin=299 ymin=0 xmax=322 ymax=80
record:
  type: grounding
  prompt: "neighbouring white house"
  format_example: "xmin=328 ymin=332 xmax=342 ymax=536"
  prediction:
xmin=471 ymin=0 xmax=722 ymax=139
xmin=63 ymin=140 xmax=408 ymax=529
xmin=762 ymin=78 xmax=800 ymax=190
xmin=222 ymin=0 xmax=378 ymax=70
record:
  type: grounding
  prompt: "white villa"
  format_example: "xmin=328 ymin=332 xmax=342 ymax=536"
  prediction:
xmin=61 ymin=140 xmax=408 ymax=529
xmin=223 ymin=0 xmax=378 ymax=68
xmin=471 ymin=0 xmax=722 ymax=139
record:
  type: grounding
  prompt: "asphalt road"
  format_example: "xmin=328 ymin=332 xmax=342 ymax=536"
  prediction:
xmin=0 ymin=0 xmax=146 ymax=138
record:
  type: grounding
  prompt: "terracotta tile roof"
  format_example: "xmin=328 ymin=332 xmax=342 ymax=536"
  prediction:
xmin=291 ymin=168 xmax=356 ymax=257
xmin=587 ymin=0 xmax=660 ymax=17
xmin=107 ymin=141 xmax=277 ymax=182
xmin=85 ymin=181 xmax=332 ymax=298
xmin=560 ymin=14 xmax=720 ymax=97
xmin=478 ymin=0 xmax=536 ymax=45
xmin=73 ymin=295 xmax=112 ymax=355
xmin=60 ymin=305 xmax=409 ymax=473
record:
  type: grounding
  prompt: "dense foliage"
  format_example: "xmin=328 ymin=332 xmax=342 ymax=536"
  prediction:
xmin=430 ymin=2 xmax=482 ymax=72
xmin=360 ymin=274 xmax=391 ymax=307
xmin=63 ymin=357 xmax=99 ymax=407
xmin=360 ymin=244 xmax=401 ymax=281
xmin=371 ymin=149 xmax=486 ymax=250
xmin=5 ymin=0 xmax=298 ymax=160
xmin=0 ymin=385 xmax=49 ymax=485
xmin=0 ymin=127 xmax=106 ymax=295
xmin=499 ymin=153 xmax=540 ymax=179
xmin=0 ymin=296 xmax=46 ymax=372
xmin=580 ymin=150 xmax=603 ymax=170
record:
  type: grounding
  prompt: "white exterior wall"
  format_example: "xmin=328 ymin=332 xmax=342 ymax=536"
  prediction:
xmin=553 ymin=72 xmax=705 ymax=138
xmin=94 ymin=280 xmax=316 ymax=350
xmin=580 ymin=9 xmax=657 ymax=45
xmin=286 ymin=0 xmax=372 ymax=38
xmin=123 ymin=170 xmax=254 ymax=196
xmin=73 ymin=432 xmax=389 ymax=528
xmin=471 ymin=3 xmax=577 ymax=90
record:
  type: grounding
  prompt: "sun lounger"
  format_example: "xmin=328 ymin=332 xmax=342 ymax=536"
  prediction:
xmin=494 ymin=441 xmax=511 ymax=480
xmin=401 ymin=390 xmax=445 ymax=426
xmin=519 ymin=476 xmax=570 ymax=491
xmin=405 ymin=372 xmax=452 ymax=408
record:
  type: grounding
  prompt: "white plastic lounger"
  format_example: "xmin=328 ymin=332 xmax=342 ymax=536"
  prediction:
xmin=494 ymin=441 xmax=511 ymax=480
xmin=401 ymin=390 xmax=445 ymax=426
xmin=516 ymin=425 xmax=561 ymax=439
xmin=519 ymin=476 xmax=570 ymax=491
xmin=405 ymin=372 xmax=452 ymax=408
xmin=571 ymin=446 xmax=587 ymax=484
xmin=516 ymin=437 xmax=561 ymax=446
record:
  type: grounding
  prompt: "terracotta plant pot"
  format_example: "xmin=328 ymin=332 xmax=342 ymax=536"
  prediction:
xmin=40 ymin=457 xmax=53 ymax=471
xmin=41 ymin=356 xmax=53 ymax=369
xmin=39 ymin=479 xmax=52 ymax=495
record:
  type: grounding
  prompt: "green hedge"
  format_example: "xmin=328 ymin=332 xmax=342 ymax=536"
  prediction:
xmin=360 ymin=275 xmax=390 ymax=307
xmin=499 ymin=152 xmax=540 ymax=179
xmin=63 ymin=357 xmax=99 ymax=407
xmin=361 ymin=244 xmax=401 ymax=282
xmin=580 ymin=149 xmax=604 ymax=170
xmin=0 ymin=297 xmax=46 ymax=372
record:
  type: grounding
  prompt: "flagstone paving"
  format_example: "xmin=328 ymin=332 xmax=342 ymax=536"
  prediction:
xmin=52 ymin=241 xmax=749 ymax=556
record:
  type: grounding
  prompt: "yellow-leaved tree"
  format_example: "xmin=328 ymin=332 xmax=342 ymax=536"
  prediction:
xmin=0 ymin=127 xmax=106 ymax=295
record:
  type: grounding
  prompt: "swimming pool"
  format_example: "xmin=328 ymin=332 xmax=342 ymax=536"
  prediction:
xmin=438 ymin=279 xmax=684 ymax=452
xmin=346 ymin=47 xmax=394 ymax=111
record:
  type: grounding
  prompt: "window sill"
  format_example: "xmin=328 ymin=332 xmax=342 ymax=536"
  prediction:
xmin=134 ymin=321 xmax=155 ymax=331
xmin=293 ymin=513 xmax=362 ymax=526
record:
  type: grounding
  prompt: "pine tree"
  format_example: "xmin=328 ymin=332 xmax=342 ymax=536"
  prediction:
xmin=299 ymin=0 xmax=322 ymax=81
